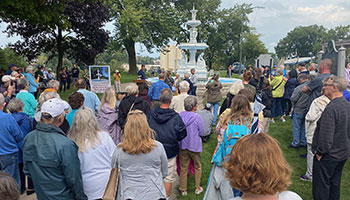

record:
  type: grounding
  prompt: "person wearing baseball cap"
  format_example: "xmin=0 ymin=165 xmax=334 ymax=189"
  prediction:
xmin=7 ymin=64 xmax=18 ymax=75
xmin=22 ymin=98 xmax=87 ymax=199
xmin=113 ymin=69 xmax=121 ymax=93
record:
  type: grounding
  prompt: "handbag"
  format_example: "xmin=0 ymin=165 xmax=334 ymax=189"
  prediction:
xmin=102 ymin=168 xmax=119 ymax=200
xmin=103 ymin=151 xmax=120 ymax=200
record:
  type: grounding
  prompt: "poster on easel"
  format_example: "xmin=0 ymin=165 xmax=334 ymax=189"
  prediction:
xmin=89 ymin=65 xmax=111 ymax=93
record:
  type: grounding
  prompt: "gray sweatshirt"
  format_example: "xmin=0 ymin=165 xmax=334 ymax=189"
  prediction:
xmin=291 ymin=81 xmax=310 ymax=114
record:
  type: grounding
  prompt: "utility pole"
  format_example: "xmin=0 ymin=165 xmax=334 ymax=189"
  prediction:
xmin=239 ymin=6 xmax=264 ymax=76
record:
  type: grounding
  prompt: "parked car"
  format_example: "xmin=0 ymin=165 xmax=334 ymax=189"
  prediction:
xmin=232 ymin=62 xmax=246 ymax=73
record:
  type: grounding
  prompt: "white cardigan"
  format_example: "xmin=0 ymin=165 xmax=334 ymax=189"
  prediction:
xmin=305 ymin=95 xmax=330 ymax=144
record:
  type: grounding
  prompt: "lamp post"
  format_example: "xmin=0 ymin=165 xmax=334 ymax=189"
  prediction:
xmin=239 ymin=6 xmax=264 ymax=76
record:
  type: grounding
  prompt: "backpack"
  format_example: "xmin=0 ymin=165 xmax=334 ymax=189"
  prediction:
xmin=212 ymin=118 xmax=251 ymax=166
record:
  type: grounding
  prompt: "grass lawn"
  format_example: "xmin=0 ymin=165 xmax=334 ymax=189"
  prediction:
xmin=57 ymin=83 xmax=350 ymax=200
xmin=177 ymin=116 xmax=350 ymax=200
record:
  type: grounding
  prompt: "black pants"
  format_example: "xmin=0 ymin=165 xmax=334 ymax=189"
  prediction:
xmin=281 ymin=98 xmax=292 ymax=116
xmin=312 ymin=156 xmax=347 ymax=200
xmin=59 ymin=80 xmax=66 ymax=92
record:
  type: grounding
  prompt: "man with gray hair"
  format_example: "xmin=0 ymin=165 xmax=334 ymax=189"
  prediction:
xmin=170 ymin=81 xmax=189 ymax=113
xmin=190 ymin=68 xmax=198 ymax=96
xmin=312 ymin=75 xmax=350 ymax=200
xmin=23 ymin=98 xmax=87 ymax=199
xmin=16 ymin=78 xmax=37 ymax=117
xmin=118 ymin=83 xmax=150 ymax=129
xmin=148 ymin=72 xmax=170 ymax=109
xmin=147 ymin=88 xmax=187 ymax=198
xmin=183 ymin=72 xmax=193 ymax=95
xmin=302 ymin=59 xmax=332 ymax=109
xmin=0 ymin=93 xmax=24 ymax=189
xmin=43 ymin=80 xmax=60 ymax=93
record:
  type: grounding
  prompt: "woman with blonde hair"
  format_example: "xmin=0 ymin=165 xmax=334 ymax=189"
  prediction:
xmin=68 ymin=107 xmax=116 ymax=200
xmin=224 ymin=133 xmax=302 ymax=200
xmin=111 ymin=110 xmax=168 ymax=200
xmin=204 ymin=94 xmax=253 ymax=200
xmin=97 ymin=87 xmax=121 ymax=144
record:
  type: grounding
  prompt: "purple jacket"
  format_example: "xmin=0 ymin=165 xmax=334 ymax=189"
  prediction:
xmin=97 ymin=104 xmax=122 ymax=145
xmin=179 ymin=111 xmax=205 ymax=152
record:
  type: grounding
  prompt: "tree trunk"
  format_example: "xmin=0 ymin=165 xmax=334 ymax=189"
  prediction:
xmin=125 ymin=39 xmax=137 ymax=74
xmin=56 ymin=27 xmax=63 ymax=73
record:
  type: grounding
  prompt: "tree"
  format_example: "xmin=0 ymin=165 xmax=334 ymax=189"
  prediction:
xmin=0 ymin=47 xmax=28 ymax=71
xmin=0 ymin=0 xmax=109 ymax=73
xmin=242 ymin=32 xmax=268 ymax=65
xmin=108 ymin=0 xmax=182 ymax=73
xmin=275 ymin=25 xmax=327 ymax=58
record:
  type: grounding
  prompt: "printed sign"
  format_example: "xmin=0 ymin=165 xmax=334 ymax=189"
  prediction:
xmin=89 ymin=65 xmax=111 ymax=93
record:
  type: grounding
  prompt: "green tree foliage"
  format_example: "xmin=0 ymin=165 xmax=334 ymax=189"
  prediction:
xmin=242 ymin=32 xmax=268 ymax=65
xmin=275 ymin=25 xmax=350 ymax=58
xmin=108 ymin=0 xmax=182 ymax=74
xmin=0 ymin=0 xmax=109 ymax=73
xmin=136 ymin=56 xmax=157 ymax=65
xmin=200 ymin=4 xmax=266 ymax=68
xmin=275 ymin=25 xmax=329 ymax=58
xmin=0 ymin=47 xmax=28 ymax=71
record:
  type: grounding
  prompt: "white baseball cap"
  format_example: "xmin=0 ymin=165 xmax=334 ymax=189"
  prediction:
xmin=41 ymin=98 xmax=68 ymax=117
xmin=1 ymin=75 xmax=15 ymax=83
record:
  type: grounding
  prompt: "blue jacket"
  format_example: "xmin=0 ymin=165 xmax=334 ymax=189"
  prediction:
xmin=0 ymin=110 xmax=23 ymax=155
xmin=23 ymin=72 xmax=38 ymax=93
xmin=11 ymin=112 xmax=34 ymax=163
xmin=23 ymin=123 xmax=87 ymax=200
xmin=148 ymin=80 xmax=170 ymax=100
xmin=77 ymin=89 xmax=101 ymax=114
xmin=343 ymin=90 xmax=350 ymax=102
xmin=147 ymin=107 xmax=187 ymax=159
xmin=137 ymin=69 xmax=147 ymax=80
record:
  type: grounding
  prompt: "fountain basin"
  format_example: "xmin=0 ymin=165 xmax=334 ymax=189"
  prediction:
xmin=178 ymin=43 xmax=208 ymax=50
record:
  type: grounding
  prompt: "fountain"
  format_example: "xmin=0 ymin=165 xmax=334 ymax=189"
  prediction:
xmin=177 ymin=6 xmax=208 ymax=81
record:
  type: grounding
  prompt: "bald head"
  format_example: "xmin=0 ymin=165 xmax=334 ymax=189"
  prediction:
xmin=76 ymin=78 xmax=87 ymax=89
xmin=320 ymin=59 xmax=332 ymax=73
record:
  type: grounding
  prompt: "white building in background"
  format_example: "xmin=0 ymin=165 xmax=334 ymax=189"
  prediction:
xmin=160 ymin=45 xmax=182 ymax=72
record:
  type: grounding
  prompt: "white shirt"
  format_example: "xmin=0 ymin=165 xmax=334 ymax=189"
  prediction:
xmin=230 ymin=191 xmax=302 ymax=200
xmin=170 ymin=93 xmax=189 ymax=113
xmin=78 ymin=131 xmax=116 ymax=200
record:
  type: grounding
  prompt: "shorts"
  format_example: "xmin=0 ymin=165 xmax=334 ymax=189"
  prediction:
xmin=164 ymin=157 xmax=177 ymax=183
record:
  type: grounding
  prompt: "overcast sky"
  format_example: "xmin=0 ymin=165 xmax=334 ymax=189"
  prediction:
xmin=1 ymin=0 xmax=350 ymax=57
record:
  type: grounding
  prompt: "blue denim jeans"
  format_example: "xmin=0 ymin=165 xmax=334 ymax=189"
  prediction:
xmin=292 ymin=112 xmax=306 ymax=147
xmin=0 ymin=152 xmax=21 ymax=189
xmin=272 ymin=97 xmax=283 ymax=118
xmin=210 ymin=102 xmax=220 ymax=126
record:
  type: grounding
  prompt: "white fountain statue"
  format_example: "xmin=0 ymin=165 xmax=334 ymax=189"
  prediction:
xmin=177 ymin=6 xmax=208 ymax=81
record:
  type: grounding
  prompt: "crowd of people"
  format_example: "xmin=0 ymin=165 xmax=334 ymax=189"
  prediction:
xmin=0 ymin=59 xmax=349 ymax=200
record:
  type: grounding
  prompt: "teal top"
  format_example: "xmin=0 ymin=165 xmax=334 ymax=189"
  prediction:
xmin=66 ymin=109 xmax=79 ymax=126
xmin=16 ymin=91 xmax=37 ymax=117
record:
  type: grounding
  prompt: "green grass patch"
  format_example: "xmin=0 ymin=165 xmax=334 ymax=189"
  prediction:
xmin=176 ymin=116 xmax=350 ymax=200
xmin=120 ymin=72 xmax=138 ymax=83
xmin=56 ymin=88 xmax=350 ymax=200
